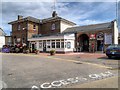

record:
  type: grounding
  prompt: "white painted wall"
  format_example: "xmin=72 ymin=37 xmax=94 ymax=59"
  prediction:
xmin=36 ymin=41 xmax=39 ymax=50
xmin=33 ymin=40 xmax=75 ymax=52
xmin=60 ymin=21 xmax=75 ymax=33
xmin=0 ymin=36 xmax=5 ymax=49
xmin=47 ymin=48 xmax=65 ymax=52
xmin=28 ymin=34 xmax=75 ymax=41
xmin=113 ymin=20 xmax=118 ymax=44
xmin=29 ymin=34 xmax=75 ymax=52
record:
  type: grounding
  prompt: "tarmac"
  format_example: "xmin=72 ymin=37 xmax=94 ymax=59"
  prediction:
xmin=32 ymin=52 xmax=120 ymax=70
xmin=1 ymin=52 xmax=119 ymax=89
xmin=70 ymin=75 xmax=119 ymax=88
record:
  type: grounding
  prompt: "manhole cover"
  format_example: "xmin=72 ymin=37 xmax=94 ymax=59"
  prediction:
xmin=8 ymin=73 xmax=13 ymax=76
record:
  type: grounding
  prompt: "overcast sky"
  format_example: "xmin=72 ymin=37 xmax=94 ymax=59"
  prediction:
xmin=1 ymin=1 xmax=120 ymax=35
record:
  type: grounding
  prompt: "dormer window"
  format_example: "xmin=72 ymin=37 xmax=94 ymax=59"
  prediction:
xmin=33 ymin=24 xmax=36 ymax=30
xmin=18 ymin=24 xmax=20 ymax=30
xmin=51 ymin=23 xmax=55 ymax=30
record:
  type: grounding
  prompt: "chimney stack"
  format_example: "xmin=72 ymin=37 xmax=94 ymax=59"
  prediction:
xmin=52 ymin=11 xmax=57 ymax=17
xmin=18 ymin=15 xmax=23 ymax=20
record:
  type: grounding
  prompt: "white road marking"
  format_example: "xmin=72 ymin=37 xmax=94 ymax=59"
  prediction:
xmin=0 ymin=81 xmax=7 ymax=89
xmin=31 ymin=71 xmax=115 ymax=89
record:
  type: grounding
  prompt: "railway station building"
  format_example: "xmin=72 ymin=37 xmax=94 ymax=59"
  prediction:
xmin=9 ymin=11 xmax=119 ymax=53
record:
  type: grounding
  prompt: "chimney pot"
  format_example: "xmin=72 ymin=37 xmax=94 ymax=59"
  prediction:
xmin=18 ymin=15 xmax=23 ymax=20
xmin=52 ymin=11 xmax=57 ymax=17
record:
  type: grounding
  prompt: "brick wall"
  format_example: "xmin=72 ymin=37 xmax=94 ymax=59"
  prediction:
xmin=40 ymin=20 xmax=60 ymax=35
xmin=75 ymin=29 xmax=113 ymax=52
xmin=27 ymin=21 xmax=39 ymax=39
xmin=12 ymin=21 xmax=39 ymax=45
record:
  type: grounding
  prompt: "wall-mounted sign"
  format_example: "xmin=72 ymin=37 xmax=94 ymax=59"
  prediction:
xmin=104 ymin=33 xmax=112 ymax=44
xmin=67 ymin=42 xmax=71 ymax=49
xmin=90 ymin=34 xmax=96 ymax=39
xmin=17 ymin=38 xmax=21 ymax=42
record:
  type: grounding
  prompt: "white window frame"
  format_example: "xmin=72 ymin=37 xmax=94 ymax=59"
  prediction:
xmin=51 ymin=23 xmax=55 ymax=30
xmin=33 ymin=24 xmax=36 ymax=30
xmin=18 ymin=24 xmax=20 ymax=30
xmin=56 ymin=41 xmax=60 ymax=48
xmin=39 ymin=41 xmax=42 ymax=48
xmin=52 ymin=41 xmax=55 ymax=48
xmin=61 ymin=42 xmax=64 ymax=48
xmin=47 ymin=41 xmax=51 ymax=48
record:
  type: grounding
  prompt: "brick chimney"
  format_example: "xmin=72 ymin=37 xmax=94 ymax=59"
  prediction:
xmin=52 ymin=11 xmax=57 ymax=17
xmin=18 ymin=15 xmax=23 ymax=20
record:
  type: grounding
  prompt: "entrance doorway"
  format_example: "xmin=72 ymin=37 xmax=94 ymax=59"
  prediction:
xmin=97 ymin=40 xmax=103 ymax=51
xmin=32 ymin=44 xmax=35 ymax=50
xmin=96 ymin=32 xmax=104 ymax=51
xmin=43 ymin=41 xmax=46 ymax=52
xmin=78 ymin=34 xmax=89 ymax=52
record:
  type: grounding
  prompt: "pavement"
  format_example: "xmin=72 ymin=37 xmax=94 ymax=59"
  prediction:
xmin=0 ymin=52 xmax=119 ymax=89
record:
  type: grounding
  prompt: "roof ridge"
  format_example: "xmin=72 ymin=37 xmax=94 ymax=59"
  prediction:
xmin=26 ymin=16 xmax=40 ymax=20
xmin=42 ymin=16 xmax=61 ymax=21
xmin=8 ymin=16 xmax=40 ymax=24
xmin=42 ymin=16 xmax=76 ymax=25
xmin=67 ymin=21 xmax=112 ymax=29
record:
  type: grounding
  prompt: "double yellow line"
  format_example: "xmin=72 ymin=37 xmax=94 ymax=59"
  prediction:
xmin=46 ymin=56 xmax=113 ymax=69
xmin=1 ymin=53 xmax=113 ymax=69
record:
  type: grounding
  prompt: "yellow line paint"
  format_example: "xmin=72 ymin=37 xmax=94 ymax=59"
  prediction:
xmin=46 ymin=56 xmax=112 ymax=69
xmin=1 ymin=53 xmax=113 ymax=69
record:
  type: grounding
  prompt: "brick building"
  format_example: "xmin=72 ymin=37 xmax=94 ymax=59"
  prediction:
xmin=9 ymin=11 xmax=119 ymax=53
xmin=9 ymin=12 xmax=75 ymax=46
xmin=63 ymin=20 xmax=118 ymax=52
xmin=8 ymin=15 xmax=40 ymax=45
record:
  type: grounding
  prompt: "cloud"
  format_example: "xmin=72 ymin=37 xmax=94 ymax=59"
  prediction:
xmin=1 ymin=2 xmax=54 ymax=35
xmin=57 ymin=2 xmax=116 ymax=25
xmin=118 ymin=1 xmax=120 ymax=31
xmin=2 ymin=0 xmax=117 ymax=2
xmin=1 ymin=2 xmax=117 ymax=35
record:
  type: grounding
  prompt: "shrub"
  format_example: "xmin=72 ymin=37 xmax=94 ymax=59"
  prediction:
xmin=15 ymin=48 xmax=20 ymax=53
xmin=23 ymin=47 xmax=30 ymax=54
xmin=35 ymin=50 xmax=39 ymax=54
xmin=50 ymin=50 xmax=56 ymax=55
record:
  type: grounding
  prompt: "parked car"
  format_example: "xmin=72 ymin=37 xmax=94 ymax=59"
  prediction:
xmin=2 ymin=45 xmax=10 ymax=53
xmin=106 ymin=44 xmax=120 ymax=58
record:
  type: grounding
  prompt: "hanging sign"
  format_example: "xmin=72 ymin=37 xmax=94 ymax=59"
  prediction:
xmin=90 ymin=34 xmax=96 ymax=39
xmin=97 ymin=32 xmax=104 ymax=40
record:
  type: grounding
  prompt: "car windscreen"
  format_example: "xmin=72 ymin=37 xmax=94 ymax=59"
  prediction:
xmin=108 ymin=45 xmax=120 ymax=49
